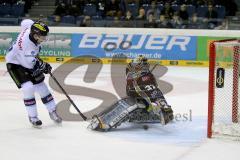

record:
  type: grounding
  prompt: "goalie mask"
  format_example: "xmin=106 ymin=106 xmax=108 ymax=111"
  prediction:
xmin=127 ymin=55 xmax=150 ymax=73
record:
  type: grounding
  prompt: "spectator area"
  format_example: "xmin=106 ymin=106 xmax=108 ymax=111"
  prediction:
xmin=0 ymin=0 xmax=239 ymax=30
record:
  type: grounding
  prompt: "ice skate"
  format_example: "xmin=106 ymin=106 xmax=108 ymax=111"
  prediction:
xmin=49 ymin=110 xmax=62 ymax=124
xmin=29 ymin=117 xmax=42 ymax=128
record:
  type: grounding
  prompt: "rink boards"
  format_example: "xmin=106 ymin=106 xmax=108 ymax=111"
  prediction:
xmin=0 ymin=27 xmax=239 ymax=67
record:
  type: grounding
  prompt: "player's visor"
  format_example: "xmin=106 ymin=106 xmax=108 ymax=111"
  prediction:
xmin=37 ymin=35 xmax=49 ymax=42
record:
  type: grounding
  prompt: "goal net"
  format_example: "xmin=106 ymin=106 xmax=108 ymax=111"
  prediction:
xmin=208 ymin=39 xmax=240 ymax=139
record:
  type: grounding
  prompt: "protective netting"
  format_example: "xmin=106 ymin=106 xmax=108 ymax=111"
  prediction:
xmin=212 ymin=41 xmax=240 ymax=139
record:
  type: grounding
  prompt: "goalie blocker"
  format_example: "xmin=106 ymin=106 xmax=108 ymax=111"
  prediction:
xmin=88 ymin=55 xmax=173 ymax=131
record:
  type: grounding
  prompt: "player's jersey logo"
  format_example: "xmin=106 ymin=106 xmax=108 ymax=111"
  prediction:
xmin=142 ymin=76 xmax=149 ymax=81
xmin=18 ymin=28 xmax=27 ymax=50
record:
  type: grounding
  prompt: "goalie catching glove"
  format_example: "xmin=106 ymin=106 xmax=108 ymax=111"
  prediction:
xmin=147 ymin=101 xmax=173 ymax=125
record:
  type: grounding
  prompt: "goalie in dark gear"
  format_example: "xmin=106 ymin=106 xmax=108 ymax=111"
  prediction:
xmin=126 ymin=55 xmax=173 ymax=123
xmin=88 ymin=55 xmax=173 ymax=131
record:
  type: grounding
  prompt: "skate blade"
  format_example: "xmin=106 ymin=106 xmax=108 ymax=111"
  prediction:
xmin=32 ymin=125 xmax=42 ymax=129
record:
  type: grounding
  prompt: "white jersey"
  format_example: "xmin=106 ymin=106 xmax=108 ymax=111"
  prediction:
xmin=5 ymin=19 xmax=41 ymax=69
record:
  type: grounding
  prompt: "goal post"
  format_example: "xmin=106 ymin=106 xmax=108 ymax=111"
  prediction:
xmin=208 ymin=39 xmax=240 ymax=139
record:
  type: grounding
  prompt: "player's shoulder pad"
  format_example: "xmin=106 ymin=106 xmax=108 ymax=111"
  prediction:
xmin=21 ymin=19 xmax=34 ymax=31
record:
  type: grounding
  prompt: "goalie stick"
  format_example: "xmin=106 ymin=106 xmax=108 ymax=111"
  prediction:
xmin=150 ymin=62 xmax=160 ymax=73
xmin=49 ymin=72 xmax=87 ymax=121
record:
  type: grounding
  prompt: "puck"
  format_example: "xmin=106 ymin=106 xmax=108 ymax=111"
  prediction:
xmin=143 ymin=125 xmax=149 ymax=130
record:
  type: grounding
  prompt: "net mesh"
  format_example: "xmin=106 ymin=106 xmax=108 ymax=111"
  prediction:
xmin=213 ymin=41 xmax=240 ymax=139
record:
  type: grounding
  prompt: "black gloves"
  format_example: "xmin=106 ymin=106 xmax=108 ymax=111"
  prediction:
xmin=31 ymin=58 xmax=52 ymax=76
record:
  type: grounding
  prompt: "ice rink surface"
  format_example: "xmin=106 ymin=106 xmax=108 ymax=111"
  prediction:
xmin=0 ymin=62 xmax=239 ymax=160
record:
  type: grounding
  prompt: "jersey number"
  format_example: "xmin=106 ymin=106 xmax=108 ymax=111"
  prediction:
xmin=145 ymin=84 xmax=156 ymax=91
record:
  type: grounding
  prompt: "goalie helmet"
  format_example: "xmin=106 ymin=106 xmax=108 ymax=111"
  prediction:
xmin=127 ymin=55 xmax=149 ymax=73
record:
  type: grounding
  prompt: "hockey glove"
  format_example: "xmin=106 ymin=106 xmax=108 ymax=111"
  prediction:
xmin=148 ymin=102 xmax=173 ymax=125
xmin=31 ymin=59 xmax=52 ymax=76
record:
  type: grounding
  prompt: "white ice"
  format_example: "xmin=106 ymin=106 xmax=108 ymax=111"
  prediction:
xmin=0 ymin=63 xmax=239 ymax=160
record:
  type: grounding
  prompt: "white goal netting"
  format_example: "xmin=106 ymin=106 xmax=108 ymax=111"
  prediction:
xmin=208 ymin=40 xmax=240 ymax=139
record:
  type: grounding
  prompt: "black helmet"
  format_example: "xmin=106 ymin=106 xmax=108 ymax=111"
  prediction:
xmin=30 ymin=21 xmax=49 ymax=36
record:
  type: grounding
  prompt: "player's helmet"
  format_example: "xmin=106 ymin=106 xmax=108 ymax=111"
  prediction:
xmin=30 ymin=21 xmax=49 ymax=36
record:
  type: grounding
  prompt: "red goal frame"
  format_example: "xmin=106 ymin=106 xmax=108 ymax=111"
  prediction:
xmin=207 ymin=39 xmax=239 ymax=138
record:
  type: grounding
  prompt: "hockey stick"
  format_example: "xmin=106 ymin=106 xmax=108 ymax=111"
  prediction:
xmin=150 ymin=62 xmax=160 ymax=73
xmin=49 ymin=72 xmax=87 ymax=121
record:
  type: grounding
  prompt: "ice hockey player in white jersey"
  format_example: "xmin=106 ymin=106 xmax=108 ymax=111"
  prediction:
xmin=5 ymin=19 xmax=62 ymax=127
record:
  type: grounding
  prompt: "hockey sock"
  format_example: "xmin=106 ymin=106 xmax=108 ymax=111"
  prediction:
xmin=21 ymin=82 xmax=38 ymax=118
xmin=41 ymin=93 xmax=56 ymax=113
xmin=24 ymin=98 xmax=38 ymax=118
xmin=34 ymin=82 xmax=56 ymax=113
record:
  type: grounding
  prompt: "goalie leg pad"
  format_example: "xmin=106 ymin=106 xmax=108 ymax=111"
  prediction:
xmin=128 ymin=98 xmax=173 ymax=125
xmin=88 ymin=97 xmax=144 ymax=131
xmin=128 ymin=108 xmax=161 ymax=123
xmin=88 ymin=115 xmax=108 ymax=131
xmin=128 ymin=106 xmax=173 ymax=124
